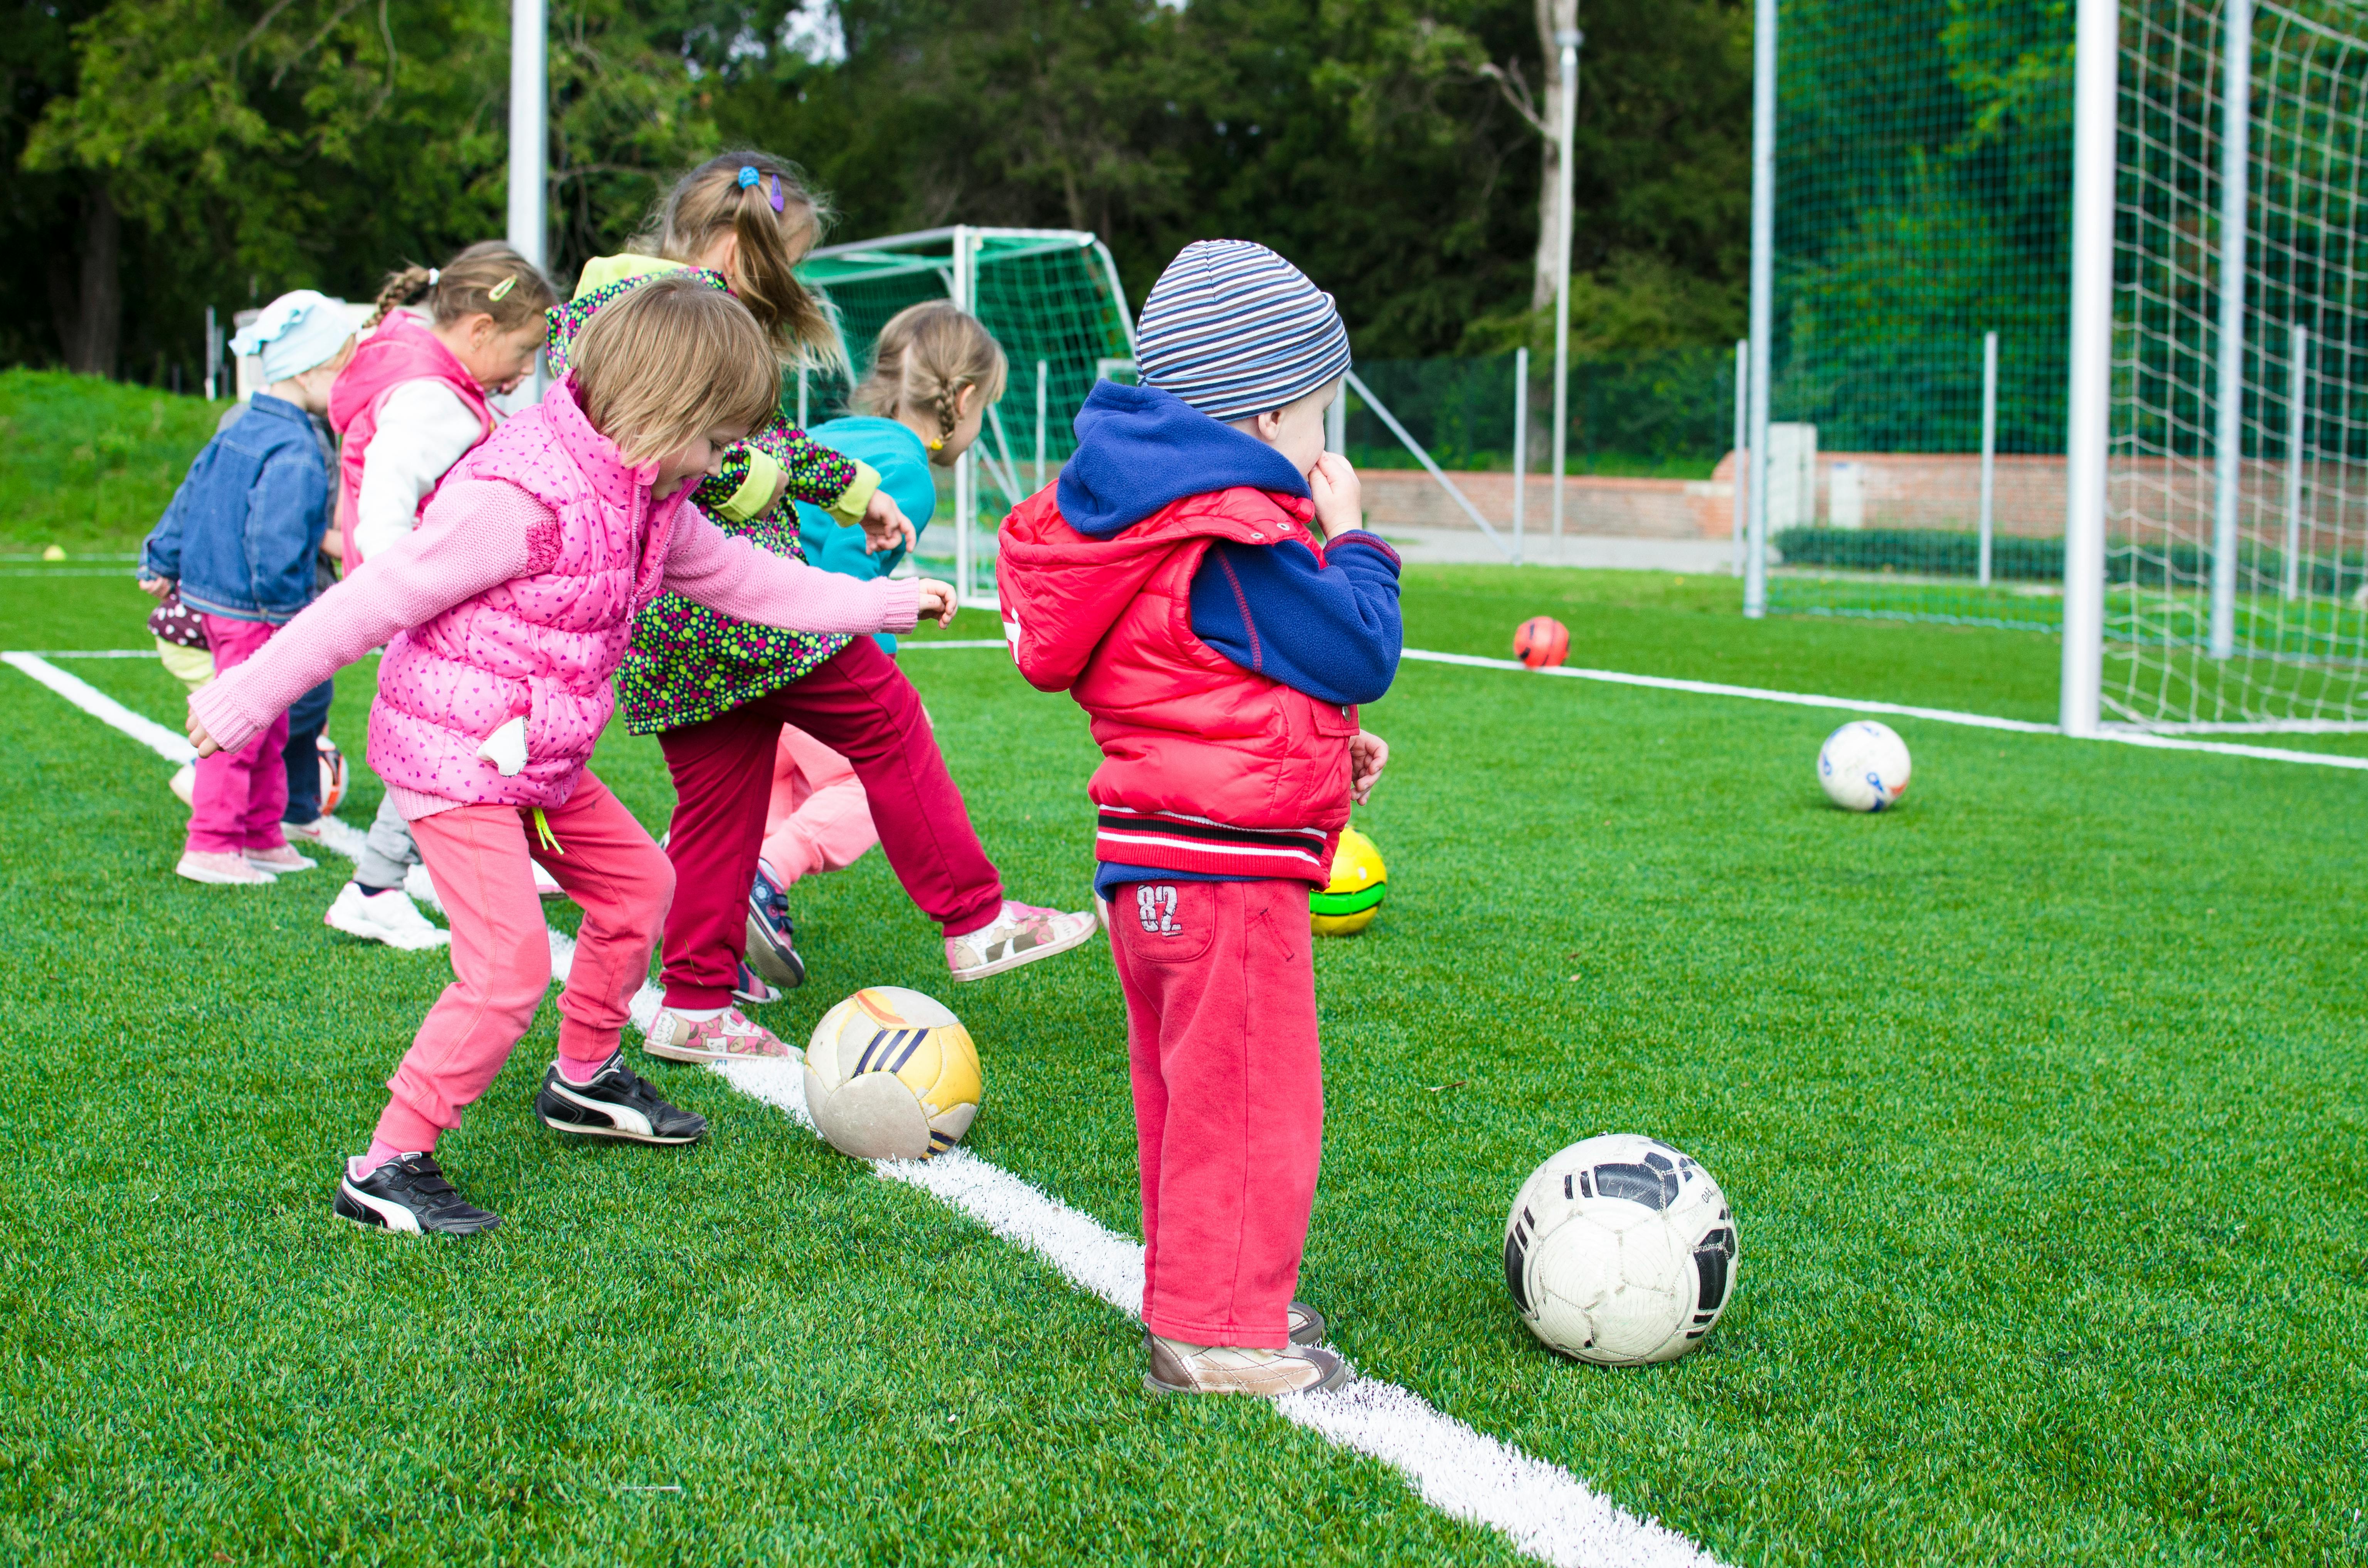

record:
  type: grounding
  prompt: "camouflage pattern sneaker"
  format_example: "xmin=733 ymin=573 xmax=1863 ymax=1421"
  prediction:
xmin=946 ymin=900 xmax=1098 ymax=982
xmin=642 ymin=1006 xmax=793 ymax=1064
xmin=1143 ymin=1336 xmax=1351 ymax=1398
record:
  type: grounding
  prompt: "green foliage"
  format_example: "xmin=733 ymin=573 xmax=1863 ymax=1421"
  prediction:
xmin=0 ymin=368 xmax=222 ymax=551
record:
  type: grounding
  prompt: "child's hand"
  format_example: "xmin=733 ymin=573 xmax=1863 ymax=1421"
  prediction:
xmin=1348 ymin=729 xmax=1389 ymax=803
xmin=1310 ymin=452 xmax=1363 ymax=540
xmin=138 ymin=574 xmax=173 ymax=600
xmin=913 ymin=578 xmax=959 ymax=627
xmin=187 ymin=708 xmax=222 ymax=759
xmin=862 ymin=490 xmax=917 ymax=555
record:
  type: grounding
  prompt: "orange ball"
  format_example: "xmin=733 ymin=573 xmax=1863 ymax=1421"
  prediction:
xmin=1514 ymin=615 xmax=1569 ymax=669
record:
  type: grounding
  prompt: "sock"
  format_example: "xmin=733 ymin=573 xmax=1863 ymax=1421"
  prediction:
xmin=355 ymin=881 xmax=396 ymax=898
xmin=666 ymin=1005 xmax=725 ymax=1024
xmin=559 ymin=1050 xmax=618 ymax=1086
xmin=356 ymin=1138 xmax=416 ymax=1178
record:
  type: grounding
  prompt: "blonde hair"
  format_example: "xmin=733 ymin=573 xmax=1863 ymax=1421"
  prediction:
xmin=641 ymin=151 xmax=846 ymax=376
xmin=849 ymin=302 xmax=1008 ymax=447
xmin=569 ymin=274 xmax=779 ymax=466
xmin=367 ymin=241 xmax=557 ymax=333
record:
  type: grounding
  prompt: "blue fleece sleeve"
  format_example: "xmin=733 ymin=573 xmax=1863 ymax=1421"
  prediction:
xmin=243 ymin=447 xmax=329 ymax=619
xmin=1187 ymin=531 xmax=1403 ymax=706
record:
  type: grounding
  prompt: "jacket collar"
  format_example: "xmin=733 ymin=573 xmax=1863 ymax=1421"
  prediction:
xmin=330 ymin=314 xmax=490 ymax=437
xmin=542 ymin=375 xmax=690 ymax=602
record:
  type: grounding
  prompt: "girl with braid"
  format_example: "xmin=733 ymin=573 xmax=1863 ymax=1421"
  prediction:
xmin=552 ymin=152 xmax=1094 ymax=1067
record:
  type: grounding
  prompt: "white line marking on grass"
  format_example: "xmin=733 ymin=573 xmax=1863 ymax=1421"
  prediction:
xmin=11 ymin=648 xmax=1729 ymax=1568
xmin=896 ymin=638 xmax=1011 ymax=650
xmin=19 ymin=648 xmax=164 ymax=658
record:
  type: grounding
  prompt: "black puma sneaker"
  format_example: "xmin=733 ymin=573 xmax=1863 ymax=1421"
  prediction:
xmin=335 ymin=1152 xmax=503 ymax=1235
xmin=535 ymin=1056 xmax=708 ymax=1145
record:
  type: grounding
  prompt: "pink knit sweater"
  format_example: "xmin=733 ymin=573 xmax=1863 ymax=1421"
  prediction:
xmin=190 ymin=479 xmax=922 ymax=818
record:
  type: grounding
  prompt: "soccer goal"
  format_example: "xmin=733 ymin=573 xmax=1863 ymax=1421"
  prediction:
xmin=795 ymin=227 xmax=1138 ymax=608
xmin=1743 ymin=0 xmax=2368 ymax=734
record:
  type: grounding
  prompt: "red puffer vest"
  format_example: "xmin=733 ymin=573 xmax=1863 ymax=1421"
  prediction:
xmin=328 ymin=314 xmax=493 ymax=569
xmin=997 ymin=483 xmax=1355 ymax=883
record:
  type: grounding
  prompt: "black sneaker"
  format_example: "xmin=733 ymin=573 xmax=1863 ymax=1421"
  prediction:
xmin=335 ymin=1152 xmax=503 ymax=1235
xmin=535 ymin=1057 xmax=708 ymax=1145
xmin=744 ymin=862 xmax=807 ymax=990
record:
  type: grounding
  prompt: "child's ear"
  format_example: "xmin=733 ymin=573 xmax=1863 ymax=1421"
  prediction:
xmin=955 ymin=382 xmax=980 ymax=420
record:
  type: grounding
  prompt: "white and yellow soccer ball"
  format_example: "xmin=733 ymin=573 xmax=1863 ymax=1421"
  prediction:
xmin=803 ymin=987 xmax=981 ymax=1161
xmin=1817 ymin=719 xmax=1912 ymax=811
xmin=1502 ymin=1134 xmax=1738 ymax=1365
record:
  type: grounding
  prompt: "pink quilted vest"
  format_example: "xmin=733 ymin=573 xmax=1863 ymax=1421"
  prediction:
xmin=366 ymin=376 xmax=689 ymax=810
xmin=328 ymin=314 xmax=494 ymax=569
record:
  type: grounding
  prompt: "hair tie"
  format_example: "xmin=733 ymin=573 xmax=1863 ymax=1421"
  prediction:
xmin=488 ymin=275 xmax=517 ymax=303
xmin=737 ymin=165 xmax=760 ymax=189
xmin=923 ymin=435 xmax=945 ymax=453
xmin=427 ymin=268 xmax=439 ymax=286
xmin=767 ymin=173 xmax=785 ymax=213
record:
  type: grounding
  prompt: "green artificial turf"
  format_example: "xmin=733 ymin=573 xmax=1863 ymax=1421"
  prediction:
xmin=5 ymin=567 xmax=2366 ymax=1565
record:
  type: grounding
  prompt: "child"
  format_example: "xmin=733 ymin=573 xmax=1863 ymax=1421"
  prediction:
xmin=740 ymin=300 xmax=1004 ymax=990
xmin=321 ymin=242 xmax=560 ymax=951
xmin=141 ymin=291 xmax=355 ymax=887
xmin=998 ymin=240 xmax=1402 ymax=1396
xmin=185 ymin=276 xmax=958 ymax=1235
xmin=553 ymin=152 xmax=1092 ymax=1067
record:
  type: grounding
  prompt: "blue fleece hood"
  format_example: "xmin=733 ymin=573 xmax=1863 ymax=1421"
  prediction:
xmin=1056 ymin=381 xmax=1310 ymax=538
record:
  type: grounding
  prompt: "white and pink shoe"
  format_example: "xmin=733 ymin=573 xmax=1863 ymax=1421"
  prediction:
xmin=946 ymin=900 xmax=1098 ymax=982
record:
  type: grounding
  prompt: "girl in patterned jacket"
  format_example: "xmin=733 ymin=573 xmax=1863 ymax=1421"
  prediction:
xmin=185 ymin=277 xmax=958 ymax=1236
xmin=552 ymin=151 xmax=1095 ymax=1067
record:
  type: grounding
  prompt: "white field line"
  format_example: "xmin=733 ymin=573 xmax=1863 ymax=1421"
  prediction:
xmin=6 ymin=650 xmax=1727 ymax=1568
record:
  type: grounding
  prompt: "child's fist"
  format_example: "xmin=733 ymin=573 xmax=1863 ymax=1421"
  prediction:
xmin=861 ymin=490 xmax=917 ymax=555
xmin=187 ymin=708 xmax=222 ymax=759
xmin=1349 ymin=729 xmax=1389 ymax=803
xmin=138 ymin=574 xmax=173 ymax=600
xmin=1310 ymin=452 xmax=1363 ymax=540
xmin=913 ymin=578 xmax=959 ymax=627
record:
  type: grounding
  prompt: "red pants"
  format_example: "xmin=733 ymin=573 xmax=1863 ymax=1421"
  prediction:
xmin=375 ymin=771 xmax=672 ymax=1151
xmin=1110 ymin=878 xmax=1324 ymax=1350
xmin=656 ymin=636 xmax=1002 ymax=1011
xmin=187 ymin=615 xmax=289 ymax=855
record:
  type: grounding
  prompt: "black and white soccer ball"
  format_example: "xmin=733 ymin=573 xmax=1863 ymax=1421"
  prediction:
xmin=1502 ymin=1134 xmax=1738 ymax=1365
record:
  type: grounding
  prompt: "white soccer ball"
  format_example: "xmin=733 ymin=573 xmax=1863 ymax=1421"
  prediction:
xmin=1503 ymin=1134 xmax=1738 ymax=1365
xmin=802 ymin=987 xmax=981 ymax=1161
xmin=1817 ymin=719 xmax=1912 ymax=811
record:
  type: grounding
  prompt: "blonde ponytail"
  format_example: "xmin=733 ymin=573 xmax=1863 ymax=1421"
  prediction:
xmin=642 ymin=151 xmax=848 ymax=376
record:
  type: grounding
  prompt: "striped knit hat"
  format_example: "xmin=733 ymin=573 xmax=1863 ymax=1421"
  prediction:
xmin=1134 ymin=240 xmax=1351 ymax=422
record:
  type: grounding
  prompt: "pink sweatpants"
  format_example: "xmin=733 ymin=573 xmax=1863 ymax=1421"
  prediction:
xmin=187 ymin=615 xmax=289 ymax=855
xmin=373 ymin=771 xmax=673 ymax=1153
xmin=758 ymin=725 xmax=879 ymax=888
xmin=1109 ymin=877 xmax=1324 ymax=1350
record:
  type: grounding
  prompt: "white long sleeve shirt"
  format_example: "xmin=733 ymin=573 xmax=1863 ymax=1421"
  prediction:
xmin=351 ymin=379 xmax=486 ymax=563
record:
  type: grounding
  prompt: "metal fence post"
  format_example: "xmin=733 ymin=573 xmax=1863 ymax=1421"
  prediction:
xmin=1512 ymin=348 xmax=1528 ymax=566
xmin=2061 ymin=0 xmax=2118 ymax=736
xmin=1979 ymin=330 xmax=1999 ymax=587
xmin=2285 ymin=322 xmax=2306 ymax=600
xmin=2209 ymin=0 xmax=2253 ymax=658
xmin=1731 ymin=338 xmax=1747 ymax=577
xmin=1744 ymin=0 xmax=1776 ymax=617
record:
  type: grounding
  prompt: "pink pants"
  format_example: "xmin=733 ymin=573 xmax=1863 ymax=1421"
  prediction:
xmin=1109 ymin=877 xmax=1324 ymax=1349
xmin=373 ymin=771 xmax=673 ymax=1153
xmin=187 ymin=615 xmax=289 ymax=855
xmin=759 ymin=725 xmax=879 ymax=889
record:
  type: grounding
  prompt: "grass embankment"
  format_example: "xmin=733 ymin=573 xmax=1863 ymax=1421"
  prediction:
xmin=0 ymin=369 xmax=223 ymax=555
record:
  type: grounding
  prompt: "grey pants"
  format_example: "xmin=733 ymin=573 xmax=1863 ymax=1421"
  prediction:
xmin=353 ymin=792 xmax=422 ymax=891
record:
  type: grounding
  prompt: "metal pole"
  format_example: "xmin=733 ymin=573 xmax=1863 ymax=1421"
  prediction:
xmin=2209 ymin=0 xmax=2252 ymax=659
xmin=1549 ymin=17 xmax=1581 ymax=548
xmin=204 ymin=307 xmax=219 ymax=402
xmin=2284 ymin=322 xmax=2306 ymax=600
xmin=1731 ymin=338 xmax=1747 ymax=576
xmin=952 ymin=226 xmax=975 ymax=605
xmin=1326 ymin=381 xmax=1347 ymax=454
xmin=1035 ymin=359 xmax=1049 ymax=491
xmin=506 ymin=0 xmax=547 ymax=402
xmin=2062 ymin=0 xmax=2119 ymax=737
xmin=1979 ymin=329 xmax=1999 ymax=587
xmin=1744 ymin=0 xmax=1776 ymax=617
xmin=796 ymin=366 xmax=808 ymax=430
xmin=1512 ymin=347 xmax=1529 ymax=566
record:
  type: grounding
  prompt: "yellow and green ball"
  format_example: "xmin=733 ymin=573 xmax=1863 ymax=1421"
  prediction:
xmin=1310 ymin=827 xmax=1388 ymax=937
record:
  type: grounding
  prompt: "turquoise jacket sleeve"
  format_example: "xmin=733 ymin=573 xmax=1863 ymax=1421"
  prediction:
xmin=794 ymin=420 xmax=939 ymax=652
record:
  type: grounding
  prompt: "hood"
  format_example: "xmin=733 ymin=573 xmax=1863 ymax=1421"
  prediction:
xmin=330 ymin=313 xmax=488 ymax=438
xmin=1056 ymin=380 xmax=1308 ymax=538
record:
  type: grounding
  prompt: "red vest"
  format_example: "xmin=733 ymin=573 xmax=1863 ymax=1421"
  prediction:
xmin=328 ymin=314 xmax=494 ymax=569
xmin=998 ymin=483 xmax=1355 ymax=883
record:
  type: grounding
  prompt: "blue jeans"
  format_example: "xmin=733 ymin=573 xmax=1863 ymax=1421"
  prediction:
xmin=280 ymin=678 xmax=335 ymax=822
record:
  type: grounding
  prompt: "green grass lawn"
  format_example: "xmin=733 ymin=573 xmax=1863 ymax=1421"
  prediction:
xmin=5 ymin=567 xmax=2366 ymax=1565
xmin=0 ymin=370 xmax=226 ymax=556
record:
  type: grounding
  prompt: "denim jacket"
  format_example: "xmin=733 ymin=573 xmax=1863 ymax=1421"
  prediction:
xmin=140 ymin=393 xmax=332 ymax=624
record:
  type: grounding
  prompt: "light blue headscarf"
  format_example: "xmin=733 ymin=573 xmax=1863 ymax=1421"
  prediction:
xmin=230 ymin=291 xmax=354 ymax=383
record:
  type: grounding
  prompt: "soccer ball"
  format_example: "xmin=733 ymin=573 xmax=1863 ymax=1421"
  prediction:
xmin=1502 ymin=1134 xmax=1738 ymax=1365
xmin=1310 ymin=827 xmax=1388 ymax=937
xmin=1514 ymin=615 xmax=1570 ymax=669
xmin=1816 ymin=719 xmax=1911 ymax=812
xmin=316 ymin=733 xmax=349 ymax=815
xmin=803 ymin=987 xmax=981 ymax=1161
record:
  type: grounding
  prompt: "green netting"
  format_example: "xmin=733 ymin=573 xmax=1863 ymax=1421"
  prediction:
xmin=1342 ymin=353 xmax=1735 ymax=479
xmin=794 ymin=227 xmax=1136 ymax=599
xmin=1762 ymin=0 xmax=2076 ymax=627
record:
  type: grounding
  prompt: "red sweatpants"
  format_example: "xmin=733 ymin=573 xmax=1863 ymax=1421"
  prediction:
xmin=374 ymin=771 xmax=672 ymax=1152
xmin=1109 ymin=877 xmax=1324 ymax=1350
xmin=656 ymin=636 xmax=1003 ymax=1011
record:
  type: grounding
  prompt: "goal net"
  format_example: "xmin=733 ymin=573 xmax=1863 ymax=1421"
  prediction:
xmin=796 ymin=227 xmax=1138 ymax=606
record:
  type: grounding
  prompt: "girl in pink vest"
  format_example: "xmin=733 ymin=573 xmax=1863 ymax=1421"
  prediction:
xmin=320 ymin=243 xmax=562 ymax=952
xmin=187 ymin=276 xmax=957 ymax=1237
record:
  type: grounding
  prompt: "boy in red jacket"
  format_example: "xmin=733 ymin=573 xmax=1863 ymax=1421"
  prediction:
xmin=999 ymin=240 xmax=1401 ymax=1396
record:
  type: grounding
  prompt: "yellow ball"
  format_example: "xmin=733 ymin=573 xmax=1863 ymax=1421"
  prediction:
xmin=1310 ymin=826 xmax=1388 ymax=937
xmin=802 ymin=987 xmax=981 ymax=1160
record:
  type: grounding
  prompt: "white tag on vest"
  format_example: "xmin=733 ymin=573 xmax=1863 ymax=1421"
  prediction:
xmin=476 ymin=716 xmax=528 ymax=777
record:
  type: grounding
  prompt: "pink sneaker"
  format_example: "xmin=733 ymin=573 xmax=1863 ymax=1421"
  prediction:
xmin=176 ymin=850 xmax=274 ymax=886
xmin=642 ymin=1007 xmax=792 ymax=1064
xmin=946 ymin=901 xmax=1098 ymax=982
xmin=246 ymin=844 xmax=318 ymax=874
